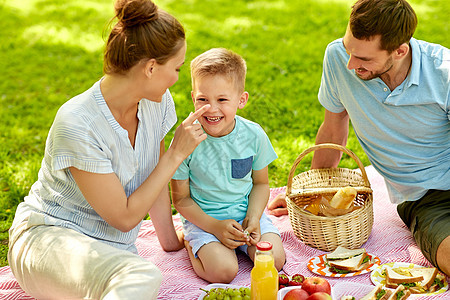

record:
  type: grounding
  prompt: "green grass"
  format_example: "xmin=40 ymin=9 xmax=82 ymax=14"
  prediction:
xmin=1 ymin=0 xmax=448 ymax=267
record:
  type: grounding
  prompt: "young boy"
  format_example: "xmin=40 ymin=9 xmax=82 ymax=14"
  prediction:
xmin=171 ymin=48 xmax=285 ymax=283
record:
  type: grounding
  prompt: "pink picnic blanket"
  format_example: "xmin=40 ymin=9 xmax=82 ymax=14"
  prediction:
xmin=0 ymin=166 xmax=448 ymax=299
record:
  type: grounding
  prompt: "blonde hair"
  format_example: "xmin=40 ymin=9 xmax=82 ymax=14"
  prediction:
xmin=190 ymin=48 xmax=247 ymax=93
xmin=103 ymin=0 xmax=185 ymax=74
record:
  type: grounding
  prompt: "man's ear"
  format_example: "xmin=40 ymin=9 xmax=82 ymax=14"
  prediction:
xmin=395 ymin=43 xmax=409 ymax=59
xmin=238 ymin=92 xmax=249 ymax=109
xmin=145 ymin=59 xmax=157 ymax=77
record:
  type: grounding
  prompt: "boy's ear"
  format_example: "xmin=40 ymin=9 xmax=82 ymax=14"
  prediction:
xmin=238 ymin=92 xmax=249 ymax=109
xmin=191 ymin=91 xmax=195 ymax=104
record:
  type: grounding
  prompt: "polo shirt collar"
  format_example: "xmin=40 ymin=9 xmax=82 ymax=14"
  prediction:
xmin=406 ymin=37 xmax=420 ymax=88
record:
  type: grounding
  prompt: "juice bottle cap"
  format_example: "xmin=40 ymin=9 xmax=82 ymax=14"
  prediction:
xmin=256 ymin=241 xmax=272 ymax=251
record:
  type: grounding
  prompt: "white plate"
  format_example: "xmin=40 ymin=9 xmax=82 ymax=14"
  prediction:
xmin=331 ymin=282 xmax=380 ymax=300
xmin=197 ymin=283 xmax=250 ymax=299
xmin=198 ymin=282 xmax=334 ymax=300
xmin=307 ymin=253 xmax=381 ymax=278
xmin=371 ymin=262 xmax=448 ymax=296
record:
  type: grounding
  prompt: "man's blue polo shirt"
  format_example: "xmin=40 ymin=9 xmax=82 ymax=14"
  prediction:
xmin=318 ymin=37 xmax=450 ymax=204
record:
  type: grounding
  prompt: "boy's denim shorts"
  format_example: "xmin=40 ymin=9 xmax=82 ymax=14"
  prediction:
xmin=183 ymin=213 xmax=280 ymax=257
xmin=397 ymin=189 xmax=450 ymax=271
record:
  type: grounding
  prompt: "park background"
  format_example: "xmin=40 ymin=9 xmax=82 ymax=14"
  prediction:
xmin=0 ymin=0 xmax=448 ymax=267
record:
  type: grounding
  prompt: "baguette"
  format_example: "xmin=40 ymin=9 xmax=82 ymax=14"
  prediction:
xmin=329 ymin=186 xmax=357 ymax=209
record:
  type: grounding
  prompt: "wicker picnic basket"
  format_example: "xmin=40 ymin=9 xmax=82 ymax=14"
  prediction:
xmin=286 ymin=143 xmax=373 ymax=252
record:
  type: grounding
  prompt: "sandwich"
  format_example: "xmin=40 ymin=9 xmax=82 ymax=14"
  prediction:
xmin=386 ymin=285 xmax=410 ymax=300
xmin=359 ymin=284 xmax=392 ymax=300
xmin=384 ymin=267 xmax=423 ymax=288
xmin=326 ymin=246 xmax=371 ymax=273
xmin=326 ymin=246 xmax=366 ymax=260
xmin=408 ymin=267 xmax=439 ymax=292
xmin=384 ymin=266 xmax=442 ymax=293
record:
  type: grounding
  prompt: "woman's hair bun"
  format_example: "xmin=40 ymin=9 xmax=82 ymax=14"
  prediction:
xmin=115 ymin=0 xmax=158 ymax=28
xmin=104 ymin=0 xmax=185 ymax=74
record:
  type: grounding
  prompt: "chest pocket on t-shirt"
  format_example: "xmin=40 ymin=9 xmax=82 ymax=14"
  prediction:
xmin=231 ymin=156 xmax=253 ymax=179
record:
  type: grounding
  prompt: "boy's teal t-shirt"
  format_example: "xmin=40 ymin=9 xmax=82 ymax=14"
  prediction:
xmin=172 ymin=116 xmax=277 ymax=221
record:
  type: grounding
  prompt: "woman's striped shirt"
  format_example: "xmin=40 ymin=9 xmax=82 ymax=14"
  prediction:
xmin=13 ymin=79 xmax=177 ymax=253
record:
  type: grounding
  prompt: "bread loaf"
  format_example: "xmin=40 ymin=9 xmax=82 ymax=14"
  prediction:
xmin=329 ymin=186 xmax=357 ymax=209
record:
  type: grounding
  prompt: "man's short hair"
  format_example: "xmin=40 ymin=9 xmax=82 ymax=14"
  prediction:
xmin=350 ymin=0 xmax=417 ymax=52
xmin=190 ymin=48 xmax=247 ymax=93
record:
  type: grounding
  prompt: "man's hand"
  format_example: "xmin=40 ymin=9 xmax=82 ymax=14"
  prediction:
xmin=267 ymin=193 xmax=288 ymax=216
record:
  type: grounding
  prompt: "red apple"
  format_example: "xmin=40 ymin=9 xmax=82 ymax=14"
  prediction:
xmin=283 ymin=288 xmax=309 ymax=300
xmin=306 ymin=292 xmax=332 ymax=300
xmin=301 ymin=277 xmax=331 ymax=295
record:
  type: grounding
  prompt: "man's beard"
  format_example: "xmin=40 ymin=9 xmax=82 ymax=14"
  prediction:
xmin=355 ymin=56 xmax=394 ymax=81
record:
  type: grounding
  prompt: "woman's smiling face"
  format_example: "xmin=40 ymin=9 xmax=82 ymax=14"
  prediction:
xmin=191 ymin=74 xmax=248 ymax=137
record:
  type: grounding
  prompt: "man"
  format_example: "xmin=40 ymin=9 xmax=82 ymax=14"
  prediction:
xmin=268 ymin=0 xmax=449 ymax=275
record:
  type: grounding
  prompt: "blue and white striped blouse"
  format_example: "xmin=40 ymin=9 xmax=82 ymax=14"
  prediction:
xmin=13 ymin=79 xmax=177 ymax=253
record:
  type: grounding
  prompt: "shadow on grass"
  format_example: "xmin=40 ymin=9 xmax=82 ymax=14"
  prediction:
xmin=0 ymin=1 xmax=108 ymax=215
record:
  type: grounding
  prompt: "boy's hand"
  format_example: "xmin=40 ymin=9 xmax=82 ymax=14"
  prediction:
xmin=242 ymin=217 xmax=261 ymax=246
xmin=212 ymin=219 xmax=248 ymax=250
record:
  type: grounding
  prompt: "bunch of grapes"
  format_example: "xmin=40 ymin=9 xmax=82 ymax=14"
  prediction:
xmin=200 ymin=287 xmax=251 ymax=300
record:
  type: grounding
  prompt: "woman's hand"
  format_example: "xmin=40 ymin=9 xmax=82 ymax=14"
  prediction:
xmin=169 ymin=104 xmax=210 ymax=162
xmin=267 ymin=193 xmax=288 ymax=216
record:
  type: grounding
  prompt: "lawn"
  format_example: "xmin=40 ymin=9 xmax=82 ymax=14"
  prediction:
xmin=0 ymin=0 xmax=448 ymax=267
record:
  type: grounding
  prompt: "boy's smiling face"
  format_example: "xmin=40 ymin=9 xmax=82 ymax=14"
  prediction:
xmin=191 ymin=74 xmax=248 ymax=137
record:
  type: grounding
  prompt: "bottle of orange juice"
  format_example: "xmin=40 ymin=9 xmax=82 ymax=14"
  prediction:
xmin=251 ymin=241 xmax=278 ymax=300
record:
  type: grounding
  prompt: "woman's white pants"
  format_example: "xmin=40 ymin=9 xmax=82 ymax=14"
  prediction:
xmin=8 ymin=222 xmax=162 ymax=300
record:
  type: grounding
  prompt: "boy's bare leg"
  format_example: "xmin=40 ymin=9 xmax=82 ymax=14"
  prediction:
xmin=184 ymin=240 xmax=238 ymax=283
xmin=436 ymin=236 xmax=450 ymax=276
xmin=247 ymin=232 xmax=286 ymax=272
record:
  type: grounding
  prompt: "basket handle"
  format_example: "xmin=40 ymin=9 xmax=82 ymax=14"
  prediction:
xmin=286 ymin=143 xmax=370 ymax=195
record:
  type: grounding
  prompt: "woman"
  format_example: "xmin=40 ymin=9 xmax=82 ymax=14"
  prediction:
xmin=7 ymin=0 xmax=209 ymax=299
